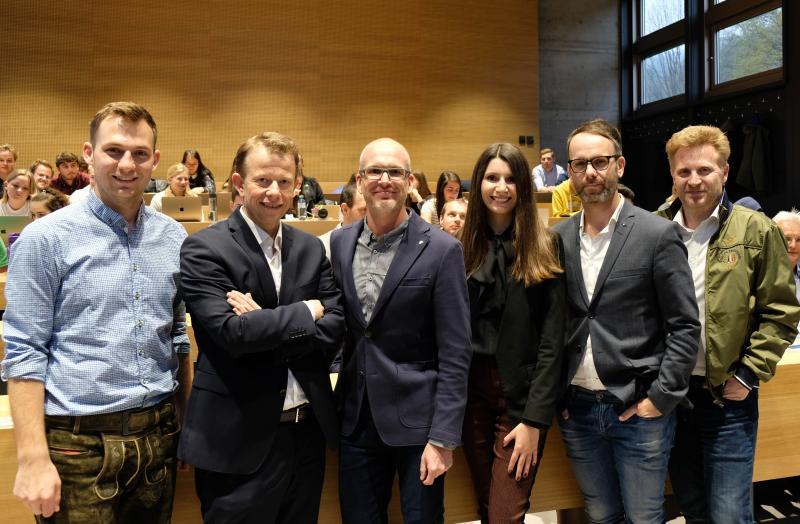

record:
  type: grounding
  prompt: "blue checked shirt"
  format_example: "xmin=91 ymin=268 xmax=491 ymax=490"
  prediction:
xmin=1 ymin=191 xmax=190 ymax=415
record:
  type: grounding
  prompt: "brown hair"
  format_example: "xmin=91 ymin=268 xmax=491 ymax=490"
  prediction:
xmin=31 ymin=187 xmax=69 ymax=212
xmin=435 ymin=171 xmax=463 ymax=220
xmin=565 ymin=119 xmax=623 ymax=159
xmin=539 ymin=148 xmax=554 ymax=157
xmin=461 ymin=143 xmax=562 ymax=286
xmin=55 ymin=152 xmax=80 ymax=167
xmin=89 ymin=101 xmax=158 ymax=147
xmin=231 ymin=132 xmax=300 ymax=179
xmin=665 ymin=125 xmax=730 ymax=170
xmin=30 ymin=159 xmax=54 ymax=176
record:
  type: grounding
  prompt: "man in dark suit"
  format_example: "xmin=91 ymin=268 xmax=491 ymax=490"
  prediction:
xmin=178 ymin=132 xmax=344 ymax=523
xmin=553 ymin=119 xmax=700 ymax=523
xmin=330 ymin=138 xmax=471 ymax=523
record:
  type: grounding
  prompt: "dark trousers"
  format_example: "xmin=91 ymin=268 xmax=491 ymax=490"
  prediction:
xmin=462 ymin=354 xmax=547 ymax=524
xmin=339 ymin=399 xmax=445 ymax=524
xmin=38 ymin=400 xmax=179 ymax=524
xmin=669 ymin=379 xmax=759 ymax=524
xmin=195 ymin=413 xmax=325 ymax=524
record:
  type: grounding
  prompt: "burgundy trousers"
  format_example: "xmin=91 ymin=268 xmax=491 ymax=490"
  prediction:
xmin=462 ymin=354 xmax=547 ymax=524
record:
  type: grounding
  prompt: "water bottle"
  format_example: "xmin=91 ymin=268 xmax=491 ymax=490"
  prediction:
xmin=297 ymin=194 xmax=307 ymax=220
xmin=208 ymin=193 xmax=218 ymax=222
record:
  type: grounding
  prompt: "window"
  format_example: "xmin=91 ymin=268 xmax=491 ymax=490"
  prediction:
xmin=713 ymin=7 xmax=782 ymax=86
xmin=642 ymin=45 xmax=685 ymax=104
xmin=641 ymin=0 xmax=684 ymax=36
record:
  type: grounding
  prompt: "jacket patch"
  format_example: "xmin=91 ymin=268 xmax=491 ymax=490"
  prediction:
xmin=717 ymin=249 xmax=739 ymax=266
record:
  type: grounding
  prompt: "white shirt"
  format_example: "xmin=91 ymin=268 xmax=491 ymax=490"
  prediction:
xmin=239 ymin=208 xmax=312 ymax=410
xmin=0 ymin=200 xmax=30 ymax=216
xmin=571 ymin=194 xmax=625 ymax=391
xmin=673 ymin=206 xmax=720 ymax=377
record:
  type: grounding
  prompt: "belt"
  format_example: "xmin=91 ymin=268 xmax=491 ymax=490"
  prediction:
xmin=45 ymin=399 xmax=173 ymax=436
xmin=279 ymin=403 xmax=309 ymax=424
xmin=569 ymin=385 xmax=621 ymax=404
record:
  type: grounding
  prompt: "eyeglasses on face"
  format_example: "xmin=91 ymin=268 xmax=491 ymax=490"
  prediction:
xmin=360 ymin=166 xmax=410 ymax=180
xmin=567 ymin=155 xmax=620 ymax=174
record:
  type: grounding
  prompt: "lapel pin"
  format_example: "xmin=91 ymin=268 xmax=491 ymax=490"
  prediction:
xmin=418 ymin=240 xmax=424 ymax=245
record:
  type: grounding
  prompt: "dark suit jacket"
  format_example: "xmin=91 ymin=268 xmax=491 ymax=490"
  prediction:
xmin=467 ymin=235 xmax=567 ymax=428
xmin=177 ymin=210 xmax=344 ymax=475
xmin=330 ymin=212 xmax=472 ymax=447
xmin=553 ymin=201 xmax=700 ymax=415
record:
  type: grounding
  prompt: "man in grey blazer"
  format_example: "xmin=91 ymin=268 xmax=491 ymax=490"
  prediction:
xmin=553 ymin=119 xmax=700 ymax=523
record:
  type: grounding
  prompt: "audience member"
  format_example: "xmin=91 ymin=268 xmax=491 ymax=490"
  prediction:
xmin=145 ymin=178 xmax=168 ymax=193
xmin=0 ymin=169 xmax=36 ymax=216
xmin=30 ymin=187 xmax=69 ymax=220
xmin=150 ymin=163 xmax=197 ymax=212
xmin=68 ymin=166 xmax=94 ymax=205
xmin=460 ymin=143 xmax=566 ymax=522
xmin=420 ymin=170 xmax=462 ymax=225
xmin=774 ymin=209 xmax=800 ymax=303
xmin=440 ymin=198 xmax=467 ymax=236
xmin=298 ymin=155 xmax=326 ymax=209
xmin=0 ymin=144 xmax=17 ymax=182
xmin=660 ymin=125 xmax=800 ymax=523
xmin=30 ymin=160 xmax=54 ymax=190
xmin=182 ymin=149 xmax=216 ymax=194
xmin=550 ymin=178 xmax=582 ymax=217
xmin=330 ymin=138 xmax=471 ymax=523
xmin=319 ymin=180 xmax=367 ymax=259
xmin=1 ymin=101 xmax=190 ymax=522
xmin=178 ymin=132 xmax=344 ymax=523
xmin=553 ymin=119 xmax=700 ymax=523
xmin=51 ymin=152 xmax=90 ymax=195
xmin=407 ymin=170 xmax=432 ymax=214
xmin=734 ymin=195 xmax=763 ymax=212
xmin=532 ymin=148 xmax=567 ymax=191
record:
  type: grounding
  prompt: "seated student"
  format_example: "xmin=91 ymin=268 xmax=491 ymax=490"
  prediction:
xmin=617 ymin=183 xmax=635 ymax=203
xmin=30 ymin=160 xmax=54 ymax=190
xmin=69 ymin=166 xmax=95 ymax=205
xmin=182 ymin=149 xmax=216 ymax=194
xmin=440 ymin=198 xmax=467 ymax=236
xmin=549 ymin=178 xmax=582 ymax=217
xmin=420 ymin=170 xmax=463 ymax=225
xmin=318 ymin=180 xmax=367 ymax=259
xmin=407 ymin=170 xmax=433 ymax=214
xmin=51 ymin=152 xmax=91 ymax=195
xmin=297 ymin=155 xmax=326 ymax=209
xmin=150 ymin=163 xmax=197 ymax=212
xmin=532 ymin=147 xmax=568 ymax=191
xmin=30 ymin=187 xmax=70 ymax=220
xmin=0 ymin=169 xmax=36 ymax=216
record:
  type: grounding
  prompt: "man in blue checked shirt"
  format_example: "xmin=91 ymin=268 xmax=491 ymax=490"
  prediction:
xmin=1 ymin=101 xmax=192 ymax=523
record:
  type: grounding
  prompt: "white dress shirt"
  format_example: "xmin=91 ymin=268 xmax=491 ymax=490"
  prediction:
xmin=571 ymin=195 xmax=625 ymax=391
xmin=673 ymin=206 xmax=720 ymax=377
xmin=240 ymin=208 xmax=311 ymax=410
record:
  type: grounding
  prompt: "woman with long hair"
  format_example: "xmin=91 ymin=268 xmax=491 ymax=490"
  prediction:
xmin=460 ymin=143 xmax=566 ymax=523
xmin=182 ymin=149 xmax=216 ymax=194
xmin=420 ymin=171 xmax=462 ymax=225
xmin=30 ymin=187 xmax=69 ymax=219
xmin=0 ymin=169 xmax=37 ymax=216
xmin=406 ymin=170 xmax=432 ymax=214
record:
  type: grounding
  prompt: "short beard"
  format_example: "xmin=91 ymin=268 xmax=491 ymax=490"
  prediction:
xmin=579 ymin=179 xmax=617 ymax=204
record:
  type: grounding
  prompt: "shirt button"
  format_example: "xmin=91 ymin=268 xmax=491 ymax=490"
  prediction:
xmin=133 ymin=264 xmax=139 ymax=272
xmin=138 ymin=349 xmax=144 ymax=356
xmin=137 ymin=320 xmax=144 ymax=328
xmin=142 ymin=378 xmax=149 ymax=384
xmin=368 ymin=275 xmax=373 ymax=281
xmin=134 ymin=292 xmax=140 ymax=300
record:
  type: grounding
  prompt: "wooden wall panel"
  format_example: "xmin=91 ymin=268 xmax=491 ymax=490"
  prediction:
xmin=1 ymin=0 xmax=538 ymax=186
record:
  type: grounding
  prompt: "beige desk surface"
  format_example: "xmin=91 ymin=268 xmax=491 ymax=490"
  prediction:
xmin=1 ymin=353 xmax=798 ymax=522
xmin=180 ymin=218 xmax=339 ymax=237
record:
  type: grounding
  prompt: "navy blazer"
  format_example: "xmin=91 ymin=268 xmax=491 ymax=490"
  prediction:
xmin=177 ymin=210 xmax=344 ymax=474
xmin=330 ymin=212 xmax=472 ymax=447
xmin=553 ymin=201 xmax=700 ymax=414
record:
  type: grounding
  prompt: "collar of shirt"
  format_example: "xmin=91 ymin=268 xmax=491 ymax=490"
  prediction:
xmin=362 ymin=213 xmax=410 ymax=248
xmin=578 ymin=192 xmax=625 ymax=238
xmin=86 ymin=189 xmax=146 ymax=235
xmin=239 ymin=207 xmax=283 ymax=259
xmin=673 ymin=203 xmax=721 ymax=238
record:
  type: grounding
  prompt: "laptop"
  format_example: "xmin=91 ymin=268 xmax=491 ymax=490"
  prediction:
xmin=161 ymin=197 xmax=204 ymax=222
xmin=0 ymin=216 xmax=32 ymax=246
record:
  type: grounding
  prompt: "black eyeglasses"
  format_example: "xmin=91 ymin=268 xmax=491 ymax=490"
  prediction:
xmin=567 ymin=155 xmax=620 ymax=174
xmin=360 ymin=166 xmax=410 ymax=180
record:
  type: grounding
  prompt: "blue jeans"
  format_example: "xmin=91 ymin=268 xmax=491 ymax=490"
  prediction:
xmin=339 ymin=403 xmax=444 ymax=524
xmin=669 ymin=380 xmax=759 ymax=524
xmin=558 ymin=388 xmax=675 ymax=524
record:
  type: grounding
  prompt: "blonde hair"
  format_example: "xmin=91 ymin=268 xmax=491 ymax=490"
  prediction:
xmin=166 ymin=163 xmax=189 ymax=180
xmin=539 ymin=148 xmax=554 ymax=157
xmin=1 ymin=169 xmax=37 ymax=204
xmin=232 ymin=132 xmax=299 ymax=179
xmin=666 ymin=125 xmax=730 ymax=170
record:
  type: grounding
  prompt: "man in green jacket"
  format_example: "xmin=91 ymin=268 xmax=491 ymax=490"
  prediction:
xmin=658 ymin=125 xmax=800 ymax=523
